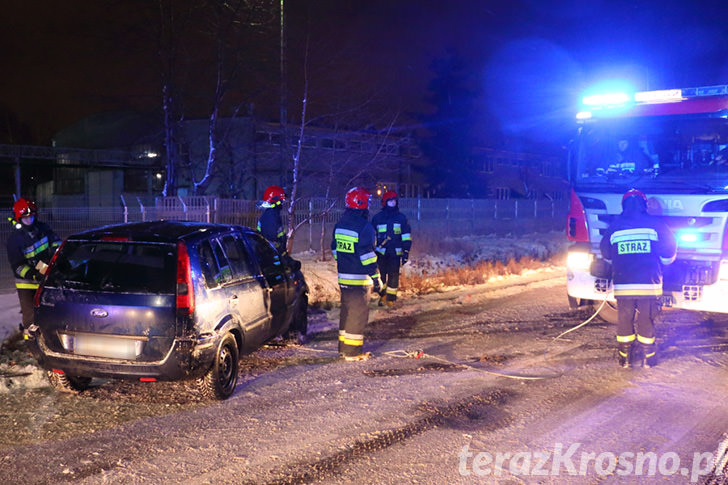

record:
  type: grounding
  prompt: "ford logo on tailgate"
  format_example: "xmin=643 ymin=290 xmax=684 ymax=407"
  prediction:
xmin=90 ymin=308 xmax=108 ymax=318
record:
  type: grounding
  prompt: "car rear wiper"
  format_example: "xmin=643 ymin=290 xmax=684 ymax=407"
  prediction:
xmin=58 ymin=279 xmax=93 ymax=290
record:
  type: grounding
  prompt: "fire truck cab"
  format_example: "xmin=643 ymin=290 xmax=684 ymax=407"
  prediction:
xmin=566 ymin=83 xmax=728 ymax=323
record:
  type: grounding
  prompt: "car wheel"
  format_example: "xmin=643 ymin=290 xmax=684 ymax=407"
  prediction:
xmin=293 ymin=294 xmax=308 ymax=335
xmin=198 ymin=333 xmax=239 ymax=400
xmin=47 ymin=371 xmax=91 ymax=393
xmin=285 ymin=295 xmax=308 ymax=344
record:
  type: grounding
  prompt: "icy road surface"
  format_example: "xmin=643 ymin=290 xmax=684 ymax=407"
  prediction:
xmin=2 ymin=267 xmax=728 ymax=484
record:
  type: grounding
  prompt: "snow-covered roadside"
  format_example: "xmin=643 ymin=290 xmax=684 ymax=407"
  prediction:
xmin=300 ymin=230 xmax=570 ymax=305
xmin=0 ymin=292 xmax=49 ymax=392
xmin=0 ymin=292 xmax=21 ymax=343
xmin=0 ymin=230 xmax=571 ymax=393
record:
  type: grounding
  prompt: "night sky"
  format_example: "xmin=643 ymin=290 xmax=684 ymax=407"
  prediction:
xmin=2 ymin=0 xmax=728 ymax=145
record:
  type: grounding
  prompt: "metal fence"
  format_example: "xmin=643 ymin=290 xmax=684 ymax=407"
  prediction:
xmin=0 ymin=196 xmax=569 ymax=291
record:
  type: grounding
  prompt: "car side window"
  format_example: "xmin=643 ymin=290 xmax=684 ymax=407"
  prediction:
xmin=211 ymin=239 xmax=233 ymax=285
xmin=220 ymin=234 xmax=254 ymax=280
xmin=246 ymin=233 xmax=285 ymax=286
xmin=198 ymin=240 xmax=221 ymax=289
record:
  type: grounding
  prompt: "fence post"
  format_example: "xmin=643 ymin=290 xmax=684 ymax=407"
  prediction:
xmin=137 ymin=197 xmax=145 ymax=222
xmin=309 ymin=198 xmax=313 ymax=251
xmin=120 ymin=194 xmax=128 ymax=223
xmin=494 ymin=199 xmax=498 ymax=219
xmin=515 ymin=199 xmax=518 ymax=219
xmin=534 ymin=199 xmax=538 ymax=218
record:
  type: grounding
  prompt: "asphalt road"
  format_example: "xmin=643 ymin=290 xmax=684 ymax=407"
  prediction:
xmin=2 ymin=271 xmax=728 ymax=484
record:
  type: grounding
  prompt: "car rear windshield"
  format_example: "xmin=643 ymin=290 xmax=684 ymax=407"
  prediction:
xmin=46 ymin=240 xmax=177 ymax=293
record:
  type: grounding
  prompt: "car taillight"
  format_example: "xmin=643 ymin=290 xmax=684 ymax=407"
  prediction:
xmin=566 ymin=188 xmax=589 ymax=242
xmin=176 ymin=241 xmax=195 ymax=315
xmin=34 ymin=240 xmax=65 ymax=307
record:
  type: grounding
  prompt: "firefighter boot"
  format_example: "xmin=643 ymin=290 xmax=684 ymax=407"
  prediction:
xmin=344 ymin=352 xmax=372 ymax=362
xmin=642 ymin=343 xmax=657 ymax=368
xmin=378 ymin=294 xmax=386 ymax=307
xmin=617 ymin=343 xmax=632 ymax=369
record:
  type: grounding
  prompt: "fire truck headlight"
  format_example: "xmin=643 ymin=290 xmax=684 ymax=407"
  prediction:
xmin=678 ymin=231 xmax=698 ymax=244
xmin=567 ymin=251 xmax=593 ymax=271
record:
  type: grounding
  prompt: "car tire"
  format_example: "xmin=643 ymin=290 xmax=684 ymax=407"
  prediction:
xmin=293 ymin=294 xmax=308 ymax=336
xmin=47 ymin=371 xmax=91 ymax=394
xmin=198 ymin=333 xmax=239 ymax=400
xmin=285 ymin=295 xmax=308 ymax=344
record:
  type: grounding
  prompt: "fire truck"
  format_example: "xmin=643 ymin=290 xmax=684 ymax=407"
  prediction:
xmin=565 ymin=83 xmax=728 ymax=323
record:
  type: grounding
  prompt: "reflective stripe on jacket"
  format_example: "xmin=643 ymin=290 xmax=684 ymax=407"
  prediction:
xmin=600 ymin=210 xmax=676 ymax=297
xmin=331 ymin=208 xmax=380 ymax=286
xmin=6 ymin=220 xmax=61 ymax=289
xmin=371 ymin=206 xmax=412 ymax=258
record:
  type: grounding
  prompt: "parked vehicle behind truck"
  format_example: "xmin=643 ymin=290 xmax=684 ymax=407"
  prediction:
xmin=566 ymin=83 xmax=728 ymax=322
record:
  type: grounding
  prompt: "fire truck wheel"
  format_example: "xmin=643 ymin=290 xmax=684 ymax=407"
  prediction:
xmin=594 ymin=300 xmax=619 ymax=324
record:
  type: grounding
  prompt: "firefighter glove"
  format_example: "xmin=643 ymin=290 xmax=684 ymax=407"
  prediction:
xmin=28 ymin=268 xmax=43 ymax=281
xmin=401 ymin=252 xmax=409 ymax=265
xmin=372 ymin=276 xmax=383 ymax=294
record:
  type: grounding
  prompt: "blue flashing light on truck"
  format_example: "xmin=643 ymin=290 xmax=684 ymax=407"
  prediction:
xmin=565 ymin=83 xmax=728 ymax=323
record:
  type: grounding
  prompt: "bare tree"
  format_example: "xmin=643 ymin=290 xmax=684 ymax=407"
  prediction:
xmin=284 ymin=69 xmax=402 ymax=257
xmin=155 ymin=0 xmax=197 ymax=196
xmin=280 ymin=2 xmax=409 ymax=256
xmin=190 ymin=0 xmax=278 ymax=195
xmin=153 ymin=0 xmax=278 ymax=196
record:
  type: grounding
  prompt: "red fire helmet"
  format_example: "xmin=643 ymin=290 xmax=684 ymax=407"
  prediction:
xmin=13 ymin=198 xmax=37 ymax=220
xmin=345 ymin=187 xmax=372 ymax=209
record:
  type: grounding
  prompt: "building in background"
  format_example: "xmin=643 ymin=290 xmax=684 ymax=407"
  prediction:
xmin=0 ymin=112 xmax=569 ymax=207
xmin=472 ymin=147 xmax=569 ymax=200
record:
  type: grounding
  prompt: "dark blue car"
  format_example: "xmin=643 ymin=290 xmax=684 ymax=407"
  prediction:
xmin=27 ymin=221 xmax=308 ymax=400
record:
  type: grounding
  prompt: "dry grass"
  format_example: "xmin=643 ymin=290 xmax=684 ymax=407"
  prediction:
xmin=301 ymin=230 xmax=569 ymax=306
xmin=401 ymin=255 xmax=552 ymax=295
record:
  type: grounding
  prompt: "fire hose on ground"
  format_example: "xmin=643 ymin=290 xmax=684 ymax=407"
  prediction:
xmin=288 ymin=295 xmax=610 ymax=381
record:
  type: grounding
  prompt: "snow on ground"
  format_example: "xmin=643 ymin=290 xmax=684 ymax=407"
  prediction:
xmin=300 ymin=230 xmax=569 ymax=304
xmin=0 ymin=230 xmax=570 ymax=393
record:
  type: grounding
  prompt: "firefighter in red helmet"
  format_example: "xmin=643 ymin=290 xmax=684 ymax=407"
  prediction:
xmin=257 ymin=185 xmax=288 ymax=255
xmin=371 ymin=190 xmax=412 ymax=307
xmin=331 ymin=187 xmax=382 ymax=361
xmin=6 ymin=198 xmax=61 ymax=331
xmin=600 ymin=189 xmax=676 ymax=368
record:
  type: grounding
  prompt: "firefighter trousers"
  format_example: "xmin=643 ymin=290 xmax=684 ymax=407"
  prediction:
xmin=377 ymin=255 xmax=401 ymax=302
xmin=16 ymin=287 xmax=36 ymax=329
xmin=338 ymin=286 xmax=370 ymax=357
xmin=616 ymin=297 xmax=658 ymax=357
